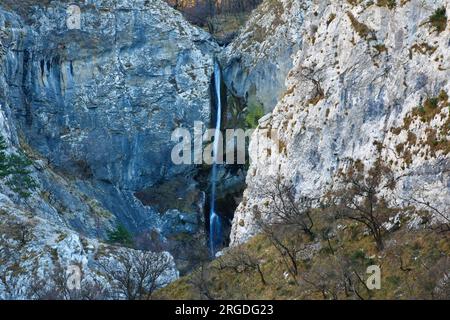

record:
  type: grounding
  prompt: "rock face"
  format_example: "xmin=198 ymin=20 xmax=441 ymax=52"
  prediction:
xmin=0 ymin=196 xmax=178 ymax=299
xmin=0 ymin=0 xmax=218 ymax=298
xmin=0 ymin=102 xmax=179 ymax=299
xmin=219 ymin=0 xmax=305 ymax=112
xmin=0 ymin=0 xmax=218 ymax=235
xmin=229 ymin=0 xmax=450 ymax=244
xmin=1 ymin=0 xmax=449 ymax=299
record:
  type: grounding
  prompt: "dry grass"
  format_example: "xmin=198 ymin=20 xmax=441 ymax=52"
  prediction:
xmin=156 ymin=209 xmax=450 ymax=300
xmin=347 ymin=12 xmax=377 ymax=41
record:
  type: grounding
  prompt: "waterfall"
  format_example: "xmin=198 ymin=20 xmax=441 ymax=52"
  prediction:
xmin=209 ymin=60 xmax=222 ymax=256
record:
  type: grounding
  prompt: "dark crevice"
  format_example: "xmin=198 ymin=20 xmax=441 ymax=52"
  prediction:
xmin=194 ymin=61 xmax=248 ymax=252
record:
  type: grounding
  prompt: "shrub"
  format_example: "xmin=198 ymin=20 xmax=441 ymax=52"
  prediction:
xmin=0 ymin=135 xmax=37 ymax=198
xmin=429 ymin=7 xmax=447 ymax=33
xmin=332 ymin=157 xmax=397 ymax=251
xmin=107 ymin=224 xmax=134 ymax=247
xmin=377 ymin=0 xmax=396 ymax=10
xmin=424 ymin=97 xmax=439 ymax=109
xmin=347 ymin=12 xmax=377 ymax=41
xmin=245 ymin=102 xmax=265 ymax=129
xmin=0 ymin=136 xmax=9 ymax=177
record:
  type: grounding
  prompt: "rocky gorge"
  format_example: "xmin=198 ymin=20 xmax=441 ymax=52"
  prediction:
xmin=0 ymin=0 xmax=218 ymax=298
xmin=0 ymin=0 xmax=449 ymax=300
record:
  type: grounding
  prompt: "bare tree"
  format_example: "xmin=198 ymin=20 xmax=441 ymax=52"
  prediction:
xmin=0 ymin=238 xmax=23 ymax=299
xmin=298 ymin=64 xmax=325 ymax=105
xmin=258 ymin=222 xmax=305 ymax=283
xmin=188 ymin=262 xmax=216 ymax=300
xmin=26 ymin=259 xmax=110 ymax=300
xmin=247 ymin=174 xmax=321 ymax=283
xmin=401 ymin=187 xmax=450 ymax=233
xmin=215 ymin=247 xmax=266 ymax=286
xmin=301 ymin=255 xmax=344 ymax=300
xmin=10 ymin=221 xmax=35 ymax=247
xmin=97 ymin=250 xmax=173 ymax=300
xmin=27 ymin=260 xmax=74 ymax=300
xmin=414 ymin=256 xmax=450 ymax=300
xmin=165 ymin=0 xmax=262 ymax=34
xmin=259 ymin=175 xmax=317 ymax=238
xmin=332 ymin=158 xmax=398 ymax=251
xmin=0 ymin=219 xmax=35 ymax=299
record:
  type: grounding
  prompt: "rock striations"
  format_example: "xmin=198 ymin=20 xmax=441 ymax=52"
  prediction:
xmin=228 ymin=0 xmax=449 ymax=245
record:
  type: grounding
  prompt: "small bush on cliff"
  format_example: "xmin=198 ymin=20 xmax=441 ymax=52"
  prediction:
xmin=0 ymin=135 xmax=37 ymax=198
xmin=428 ymin=7 xmax=447 ymax=33
xmin=377 ymin=0 xmax=396 ymax=10
xmin=107 ymin=224 xmax=134 ymax=247
xmin=0 ymin=136 xmax=8 ymax=175
xmin=245 ymin=102 xmax=264 ymax=128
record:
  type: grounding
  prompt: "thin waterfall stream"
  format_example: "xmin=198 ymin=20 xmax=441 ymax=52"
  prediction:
xmin=209 ymin=60 xmax=222 ymax=256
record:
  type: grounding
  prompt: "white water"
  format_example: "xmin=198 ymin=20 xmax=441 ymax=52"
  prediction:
xmin=209 ymin=61 xmax=222 ymax=256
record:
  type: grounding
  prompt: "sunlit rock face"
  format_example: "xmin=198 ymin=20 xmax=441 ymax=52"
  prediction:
xmin=0 ymin=0 xmax=219 ymax=233
xmin=228 ymin=0 xmax=450 ymax=245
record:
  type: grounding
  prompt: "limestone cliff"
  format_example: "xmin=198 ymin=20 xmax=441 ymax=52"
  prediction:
xmin=229 ymin=0 xmax=450 ymax=244
xmin=0 ymin=0 xmax=217 ymax=298
xmin=220 ymin=0 xmax=305 ymax=112
xmin=0 ymin=0 xmax=218 ymax=236
xmin=1 ymin=0 xmax=449 ymax=300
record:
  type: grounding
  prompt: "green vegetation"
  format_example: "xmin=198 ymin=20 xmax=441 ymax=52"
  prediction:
xmin=346 ymin=0 xmax=363 ymax=5
xmin=225 ymin=94 xmax=247 ymax=129
xmin=327 ymin=13 xmax=336 ymax=27
xmin=107 ymin=224 xmax=134 ymax=247
xmin=373 ymin=43 xmax=388 ymax=56
xmin=0 ymin=134 xmax=37 ymax=198
xmin=245 ymin=102 xmax=265 ymax=128
xmin=428 ymin=7 xmax=447 ymax=34
xmin=377 ymin=0 xmax=396 ymax=10
xmin=408 ymin=91 xmax=448 ymax=124
xmin=414 ymin=92 xmax=448 ymax=127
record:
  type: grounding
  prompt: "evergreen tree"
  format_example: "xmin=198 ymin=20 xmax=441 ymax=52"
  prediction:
xmin=0 ymin=135 xmax=9 ymax=178
xmin=0 ymin=134 xmax=37 ymax=198
xmin=107 ymin=224 xmax=134 ymax=247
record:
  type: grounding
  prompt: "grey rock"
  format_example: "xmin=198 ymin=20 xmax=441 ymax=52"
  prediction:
xmin=0 ymin=0 xmax=219 ymax=234
xmin=0 ymin=0 xmax=218 ymax=299
xmin=230 ymin=0 xmax=450 ymax=245
xmin=161 ymin=209 xmax=200 ymax=236
xmin=219 ymin=0 xmax=306 ymax=113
